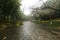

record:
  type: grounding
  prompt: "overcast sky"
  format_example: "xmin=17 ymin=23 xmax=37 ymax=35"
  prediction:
xmin=20 ymin=0 xmax=47 ymax=15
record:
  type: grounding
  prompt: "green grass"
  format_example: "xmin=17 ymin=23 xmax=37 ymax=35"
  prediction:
xmin=32 ymin=20 xmax=60 ymax=32
xmin=16 ymin=21 xmax=22 ymax=26
xmin=0 ymin=21 xmax=23 ymax=30
xmin=32 ymin=20 xmax=60 ymax=27
xmin=41 ymin=21 xmax=60 ymax=27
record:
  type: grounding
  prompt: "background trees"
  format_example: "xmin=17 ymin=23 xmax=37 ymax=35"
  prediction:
xmin=0 ymin=0 xmax=22 ymax=24
xmin=31 ymin=0 xmax=60 ymax=21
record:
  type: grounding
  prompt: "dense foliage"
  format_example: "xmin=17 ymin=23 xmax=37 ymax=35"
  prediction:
xmin=31 ymin=0 xmax=60 ymax=20
xmin=0 ymin=0 xmax=22 ymax=24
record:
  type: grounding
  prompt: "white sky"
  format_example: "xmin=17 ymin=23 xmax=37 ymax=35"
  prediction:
xmin=20 ymin=0 xmax=47 ymax=15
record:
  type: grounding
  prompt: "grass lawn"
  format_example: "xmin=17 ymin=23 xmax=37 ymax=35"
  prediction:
xmin=32 ymin=19 xmax=60 ymax=32
xmin=33 ymin=18 xmax=60 ymax=27
xmin=41 ymin=21 xmax=60 ymax=27
xmin=41 ymin=21 xmax=60 ymax=32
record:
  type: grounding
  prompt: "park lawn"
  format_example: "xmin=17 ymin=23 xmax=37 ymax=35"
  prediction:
xmin=41 ymin=18 xmax=60 ymax=27
xmin=32 ymin=19 xmax=60 ymax=27
xmin=41 ymin=21 xmax=60 ymax=32
xmin=41 ymin=21 xmax=60 ymax=27
xmin=32 ymin=19 xmax=60 ymax=32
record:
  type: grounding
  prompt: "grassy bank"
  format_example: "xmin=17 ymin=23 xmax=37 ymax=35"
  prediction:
xmin=41 ymin=21 xmax=60 ymax=27
xmin=0 ymin=21 xmax=23 ymax=30
xmin=32 ymin=19 xmax=60 ymax=27
xmin=32 ymin=19 xmax=60 ymax=32
xmin=33 ymin=20 xmax=60 ymax=34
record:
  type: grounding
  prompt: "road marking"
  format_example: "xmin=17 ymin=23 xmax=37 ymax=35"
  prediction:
xmin=3 ymin=36 xmax=7 ymax=40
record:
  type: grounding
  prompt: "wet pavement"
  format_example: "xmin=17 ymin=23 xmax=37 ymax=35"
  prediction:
xmin=0 ymin=21 xmax=60 ymax=40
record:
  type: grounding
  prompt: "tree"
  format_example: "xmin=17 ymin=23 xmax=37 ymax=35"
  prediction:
xmin=0 ymin=0 xmax=22 ymax=24
xmin=41 ymin=0 xmax=60 ymax=18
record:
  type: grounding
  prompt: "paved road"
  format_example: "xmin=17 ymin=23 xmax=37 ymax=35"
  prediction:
xmin=0 ymin=21 xmax=60 ymax=40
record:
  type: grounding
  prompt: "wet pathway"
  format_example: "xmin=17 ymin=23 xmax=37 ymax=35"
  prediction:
xmin=0 ymin=21 xmax=59 ymax=40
